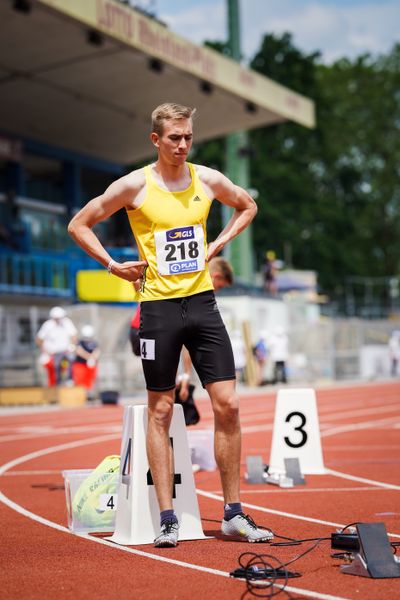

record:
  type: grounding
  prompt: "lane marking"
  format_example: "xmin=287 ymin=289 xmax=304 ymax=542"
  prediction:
xmin=196 ymin=490 xmax=400 ymax=539
xmin=0 ymin=434 xmax=120 ymax=476
xmin=320 ymin=445 xmax=400 ymax=451
xmin=241 ymin=415 xmax=399 ymax=436
xmin=0 ymin=437 xmax=349 ymax=600
xmin=2 ymin=470 xmax=63 ymax=477
xmin=326 ymin=468 xmax=400 ymax=491
xmin=0 ymin=424 xmax=121 ymax=444
xmin=238 ymin=402 xmax=400 ymax=427
xmin=0 ymin=491 xmax=349 ymax=600
xmin=322 ymin=416 xmax=399 ymax=438
xmin=224 ymin=486 xmax=385 ymax=494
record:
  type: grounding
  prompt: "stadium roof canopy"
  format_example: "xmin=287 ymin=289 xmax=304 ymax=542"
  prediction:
xmin=0 ymin=0 xmax=315 ymax=166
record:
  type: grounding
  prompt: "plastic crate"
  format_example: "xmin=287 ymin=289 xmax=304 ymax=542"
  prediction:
xmin=63 ymin=469 xmax=118 ymax=533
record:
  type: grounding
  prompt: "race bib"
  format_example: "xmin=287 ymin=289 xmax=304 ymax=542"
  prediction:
xmin=154 ymin=224 xmax=205 ymax=276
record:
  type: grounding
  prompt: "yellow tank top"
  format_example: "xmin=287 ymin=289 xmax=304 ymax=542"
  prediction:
xmin=126 ymin=162 xmax=214 ymax=301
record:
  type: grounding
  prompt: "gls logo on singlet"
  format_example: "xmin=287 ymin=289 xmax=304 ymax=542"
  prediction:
xmin=166 ymin=226 xmax=195 ymax=241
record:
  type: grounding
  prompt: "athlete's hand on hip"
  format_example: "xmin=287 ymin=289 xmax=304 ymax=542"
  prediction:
xmin=207 ymin=240 xmax=224 ymax=261
xmin=112 ymin=260 xmax=147 ymax=283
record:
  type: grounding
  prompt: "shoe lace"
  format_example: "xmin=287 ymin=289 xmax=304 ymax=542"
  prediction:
xmin=162 ymin=520 xmax=177 ymax=534
xmin=240 ymin=514 xmax=258 ymax=529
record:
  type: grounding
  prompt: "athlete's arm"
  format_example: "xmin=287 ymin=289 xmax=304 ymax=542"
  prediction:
xmin=68 ymin=170 xmax=148 ymax=283
xmin=197 ymin=166 xmax=257 ymax=260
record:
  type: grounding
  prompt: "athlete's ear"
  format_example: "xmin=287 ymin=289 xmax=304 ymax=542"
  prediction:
xmin=150 ymin=132 xmax=159 ymax=148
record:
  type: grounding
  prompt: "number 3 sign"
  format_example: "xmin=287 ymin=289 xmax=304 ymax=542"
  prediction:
xmin=268 ymin=388 xmax=325 ymax=475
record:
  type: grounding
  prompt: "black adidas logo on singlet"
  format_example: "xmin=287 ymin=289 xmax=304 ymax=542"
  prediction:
xmin=193 ymin=195 xmax=201 ymax=201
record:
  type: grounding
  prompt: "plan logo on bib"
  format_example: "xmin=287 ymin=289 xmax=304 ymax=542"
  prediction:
xmin=169 ymin=260 xmax=198 ymax=274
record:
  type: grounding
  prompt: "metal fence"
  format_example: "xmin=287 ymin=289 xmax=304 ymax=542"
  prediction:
xmin=0 ymin=301 xmax=398 ymax=394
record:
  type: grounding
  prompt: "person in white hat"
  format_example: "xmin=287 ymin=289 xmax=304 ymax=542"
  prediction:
xmin=36 ymin=306 xmax=77 ymax=386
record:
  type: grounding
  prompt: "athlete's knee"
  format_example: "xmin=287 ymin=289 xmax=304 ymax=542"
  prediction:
xmin=212 ymin=389 xmax=240 ymax=423
xmin=148 ymin=392 xmax=174 ymax=428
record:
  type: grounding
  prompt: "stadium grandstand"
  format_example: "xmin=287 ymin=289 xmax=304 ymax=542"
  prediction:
xmin=0 ymin=0 xmax=319 ymax=391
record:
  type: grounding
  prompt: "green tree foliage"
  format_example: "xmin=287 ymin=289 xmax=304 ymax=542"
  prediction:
xmin=196 ymin=34 xmax=400 ymax=304
xmin=249 ymin=35 xmax=400 ymax=300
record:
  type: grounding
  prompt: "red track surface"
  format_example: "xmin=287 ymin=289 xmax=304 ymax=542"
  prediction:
xmin=1 ymin=381 xmax=399 ymax=599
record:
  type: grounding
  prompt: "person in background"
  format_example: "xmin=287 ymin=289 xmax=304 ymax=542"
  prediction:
xmin=230 ymin=329 xmax=246 ymax=383
xmin=253 ymin=332 xmax=269 ymax=386
xmin=68 ymin=102 xmax=272 ymax=550
xmin=388 ymin=330 xmax=400 ymax=377
xmin=263 ymin=250 xmax=278 ymax=296
xmin=36 ymin=306 xmax=77 ymax=386
xmin=208 ymin=255 xmax=233 ymax=292
xmin=72 ymin=325 xmax=100 ymax=397
xmin=269 ymin=326 xmax=289 ymax=384
xmin=129 ymin=304 xmax=141 ymax=356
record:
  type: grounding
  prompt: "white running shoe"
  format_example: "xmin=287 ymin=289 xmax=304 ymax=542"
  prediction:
xmin=154 ymin=520 xmax=179 ymax=548
xmin=221 ymin=514 xmax=273 ymax=543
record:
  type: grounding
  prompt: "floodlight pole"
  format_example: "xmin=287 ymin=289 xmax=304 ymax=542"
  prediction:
xmin=223 ymin=0 xmax=253 ymax=283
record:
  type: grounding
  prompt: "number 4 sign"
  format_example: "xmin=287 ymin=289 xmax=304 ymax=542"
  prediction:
xmin=269 ymin=388 xmax=325 ymax=475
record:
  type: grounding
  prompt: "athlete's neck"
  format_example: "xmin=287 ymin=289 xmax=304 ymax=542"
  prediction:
xmin=152 ymin=161 xmax=192 ymax=192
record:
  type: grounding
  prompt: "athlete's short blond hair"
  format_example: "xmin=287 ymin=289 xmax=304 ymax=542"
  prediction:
xmin=151 ymin=103 xmax=196 ymax=136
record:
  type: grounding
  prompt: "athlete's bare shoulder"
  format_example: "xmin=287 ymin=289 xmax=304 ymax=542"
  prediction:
xmin=193 ymin=163 xmax=234 ymax=197
xmin=99 ymin=167 xmax=146 ymax=211
xmin=117 ymin=167 xmax=146 ymax=209
xmin=193 ymin=163 xmax=220 ymax=184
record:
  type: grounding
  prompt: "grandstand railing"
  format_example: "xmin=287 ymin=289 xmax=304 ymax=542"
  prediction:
xmin=0 ymin=252 xmax=73 ymax=297
xmin=0 ymin=247 xmax=138 ymax=299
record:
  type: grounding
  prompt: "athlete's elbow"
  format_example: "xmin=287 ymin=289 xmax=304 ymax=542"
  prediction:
xmin=249 ymin=199 xmax=258 ymax=220
xmin=67 ymin=217 xmax=78 ymax=240
xmin=67 ymin=215 xmax=85 ymax=242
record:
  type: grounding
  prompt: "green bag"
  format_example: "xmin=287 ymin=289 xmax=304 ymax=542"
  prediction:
xmin=72 ymin=455 xmax=120 ymax=528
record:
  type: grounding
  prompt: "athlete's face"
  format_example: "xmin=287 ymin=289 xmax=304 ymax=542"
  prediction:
xmin=152 ymin=118 xmax=193 ymax=165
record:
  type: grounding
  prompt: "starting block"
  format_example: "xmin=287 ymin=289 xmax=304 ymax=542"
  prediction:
xmin=269 ymin=388 xmax=325 ymax=475
xmin=341 ymin=523 xmax=400 ymax=578
xmin=284 ymin=457 xmax=305 ymax=485
xmin=245 ymin=456 xmax=305 ymax=488
xmin=245 ymin=455 xmax=265 ymax=484
xmin=108 ymin=404 xmax=207 ymax=546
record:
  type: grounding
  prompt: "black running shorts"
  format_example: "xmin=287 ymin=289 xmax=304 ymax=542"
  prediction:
xmin=139 ymin=291 xmax=236 ymax=391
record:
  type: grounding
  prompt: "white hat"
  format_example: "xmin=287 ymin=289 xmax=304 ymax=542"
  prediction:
xmin=49 ymin=306 xmax=66 ymax=319
xmin=81 ymin=325 xmax=94 ymax=339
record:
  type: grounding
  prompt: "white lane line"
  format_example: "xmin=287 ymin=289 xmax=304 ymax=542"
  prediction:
xmin=0 ymin=434 xmax=120 ymax=476
xmin=320 ymin=445 xmax=400 ymax=451
xmin=326 ymin=468 xmax=400 ymax=491
xmin=242 ymin=416 xmax=399 ymax=436
xmin=319 ymin=402 xmax=400 ymax=422
xmin=0 ymin=424 xmax=121 ymax=443
xmin=238 ymin=402 xmax=400 ymax=427
xmin=1 ymin=470 xmax=62 ymax=477
xmin=196 ymin=490 xmax=400 ymax=539
xmin=0 ymin=438 xmax=349 ymax=600
xmin=0 ymin=491 xmax=349 ymax=600
xmin=321 ymin=416 xmax=399 ymax=438
xmin=227 ymin=487 xmax=383 ymax=494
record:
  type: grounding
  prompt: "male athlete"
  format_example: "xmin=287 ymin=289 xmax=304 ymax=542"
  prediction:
xmin=68 ymin=103 xmax=273 ymax=548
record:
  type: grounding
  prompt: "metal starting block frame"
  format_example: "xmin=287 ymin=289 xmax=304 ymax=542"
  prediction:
xmin=245 ymin=456 xmax=306 ymax=488
xmin=341 ymin=522 xmax=400 ymax=579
